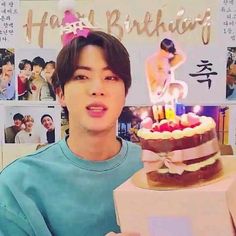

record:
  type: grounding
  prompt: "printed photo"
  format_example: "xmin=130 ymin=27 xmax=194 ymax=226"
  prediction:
xmin=0 ymin=104 xmax=4 ymax=143
xmin=228 ymin=105 xmax=236 ymax=146
xmin=226 ymin=47 xmax=236 ymax=100
xmin=15 ymin=49 xmax=57 ymax=101
xmin=4 ymin=104 xmax=61 ymax=144
xmin=0 ymin=48 xmax=15 ymax=100
xmin=61 ymin=107 xmax=69 ymax=139
xmin=118 ymin=106 xmax=153 ymax=144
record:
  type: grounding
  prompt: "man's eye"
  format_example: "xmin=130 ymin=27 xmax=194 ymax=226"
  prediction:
xmin=75 ymin=75 xmax=88 ymax=80
xmin=105 ymin=76 xmax=119 ymax=81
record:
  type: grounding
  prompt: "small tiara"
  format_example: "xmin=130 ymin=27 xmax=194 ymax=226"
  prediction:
xmin=59 ymin=0 xmax=99 ymax=46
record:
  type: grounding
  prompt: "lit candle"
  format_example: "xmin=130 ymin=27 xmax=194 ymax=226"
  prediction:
xmin=175 ymin=103 xmax=186 ymax=116
xmin=152 ymin=105 xmax=165 ymax=122
xmin=165 ymin=105 xmax=175 ymax=121
xmin=152 ymin=105 xmax=158 ymax=121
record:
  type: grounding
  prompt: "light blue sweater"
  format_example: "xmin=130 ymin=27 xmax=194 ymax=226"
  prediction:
xmin=0 ymin=137 xmax=142 ymax=236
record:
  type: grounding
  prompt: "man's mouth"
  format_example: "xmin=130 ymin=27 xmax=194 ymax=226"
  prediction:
xmin=86 ymin=103 xmax=108 ymax=118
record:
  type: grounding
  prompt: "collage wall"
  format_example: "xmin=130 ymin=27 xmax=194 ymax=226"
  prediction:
xmin=0 ymin=0 xmax=236 ymax=169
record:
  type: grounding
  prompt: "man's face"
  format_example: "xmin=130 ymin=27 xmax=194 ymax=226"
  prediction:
xmin=2 ymin=61 xmax=14 ymax=78
xmin=22 ymin=63 xmax=32 ymax=78
xmin=14 ymin=119 xmax=22 ymax=127
xmin=25 ymin=120 xmax=34 ymax=129
xmin=44 ymin=63 xmax=55 ymax=79
xmin=42 ymin=116 xmax=54 ymax=131
xmin=33 ymin=65 xmax=43 ymax=75
xmin=59 ymin=45 xmax=126 ymax=134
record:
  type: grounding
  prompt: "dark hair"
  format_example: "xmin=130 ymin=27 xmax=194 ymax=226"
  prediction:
xmin=2 ymin=54 xmax=14 ymax=66
xmin=13 ymin=113 xmax=24 ymax=121
xmin=32 ymin=56 xmax=45 ymax=68
xmin=0 ymin=50 xmax=14 ymax=74
xmin=52 ymin=31 xmax=131 ymax=95
xmin=45 ymin=61 xmax=55 ymax=69
xmin=41 ymin=114 xmax=53 ymax=124
xmin=18 ymin=59 xmax=33 ymax=70
xmin=160 ymin=38 xmax=176 ymax=54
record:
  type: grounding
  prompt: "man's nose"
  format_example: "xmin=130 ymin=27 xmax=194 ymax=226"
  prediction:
xmin=91 ymin=91 xmax=104 ymax=96
xmin=89 ymin=79 xmax=105 ymax=96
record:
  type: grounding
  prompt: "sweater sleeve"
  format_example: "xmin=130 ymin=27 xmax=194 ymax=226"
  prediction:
xmin=0 ymin=204 xmax=33 ymax=236
xmin=0 ymin=176 xmax=34 ymax=236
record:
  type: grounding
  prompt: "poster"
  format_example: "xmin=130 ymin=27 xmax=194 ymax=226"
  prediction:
xmin=18 ymin=0 xmax=229 ymax=105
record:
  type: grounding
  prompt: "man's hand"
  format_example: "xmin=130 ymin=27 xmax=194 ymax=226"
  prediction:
xmin=105 ymin=232 xmax=140 ymax=236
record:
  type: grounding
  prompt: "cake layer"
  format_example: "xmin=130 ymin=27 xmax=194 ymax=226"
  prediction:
xmin=140 ymin=128 xmax=216 ymax=152
xmin=146 ymin=158 xmax=222 ymax=186
xmin=183 ymin=153 xmax=217 ymax=165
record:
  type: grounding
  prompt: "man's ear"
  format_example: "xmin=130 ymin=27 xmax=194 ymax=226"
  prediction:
xmin=56 ymin=87 xmax=66 ymax=107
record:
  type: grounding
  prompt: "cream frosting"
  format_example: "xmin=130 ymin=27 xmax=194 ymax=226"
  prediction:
xmin=138 ymin=115 xmax=216 ymax=140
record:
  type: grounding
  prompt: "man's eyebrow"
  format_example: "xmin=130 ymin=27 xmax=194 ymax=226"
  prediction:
xmin=102 ymin=66 xmax=111 ymax=71
xmin=75 ymin=65 xmax=91 ymax=71
xmin=75 ymin=65 xmax=111 ymax=71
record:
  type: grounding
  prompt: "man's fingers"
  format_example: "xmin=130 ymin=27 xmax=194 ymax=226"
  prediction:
xmin=105 ymin=232 xmax=116 ymax=236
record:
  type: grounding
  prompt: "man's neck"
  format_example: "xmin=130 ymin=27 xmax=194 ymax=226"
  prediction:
xmin=48 ymin=127 xmax=55 ymax=131
xmin=25 ymin=128 xmax=32 ymax=132
xmin=67 ymin=129 xmax=121 ymax=161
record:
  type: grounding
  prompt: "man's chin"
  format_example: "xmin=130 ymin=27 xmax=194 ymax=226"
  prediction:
xmin=85 ymin=125 xmax=114 ymax=135
xmin=86 ymin=127 xmax=108 ymax=134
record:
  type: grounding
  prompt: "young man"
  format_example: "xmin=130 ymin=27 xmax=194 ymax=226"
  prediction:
xmin=27 ymin=56 xmax=53 ymax=101
xmin=17 ymin=59 xmax=33 ymax=100
xmin=41 ymin=114 xmax=55 ymax=143
xmin=42 ymin=61 xmax=56 ymax=100
xmin=4 ymin=113 xmax=24 ymax=143
xmin=145 ymin=38 xmax=184 ymax=104
xmin=0 ymin=53 xmax=15 ymax=100
xmin=14 ymin=115 xmax=41 ymax=144
xmin=0 ymin=31 xmax=142 ymax=235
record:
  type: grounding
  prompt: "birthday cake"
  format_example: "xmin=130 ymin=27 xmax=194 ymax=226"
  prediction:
xmin=137 ymin=112 xmax=222 ymax=186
